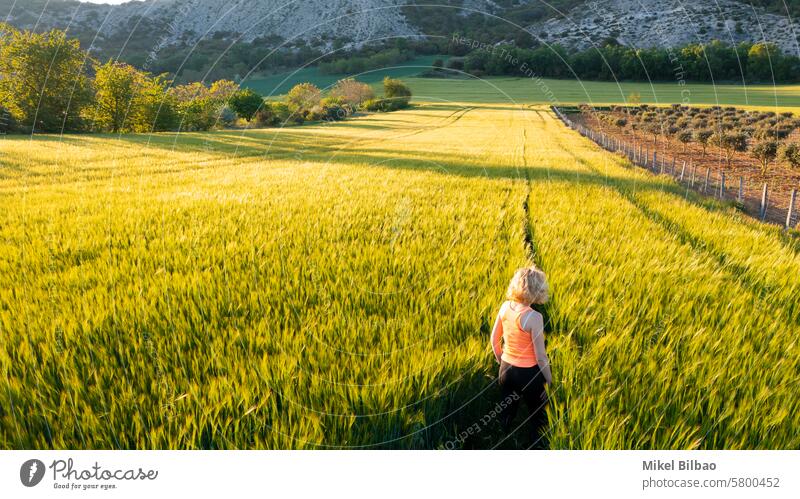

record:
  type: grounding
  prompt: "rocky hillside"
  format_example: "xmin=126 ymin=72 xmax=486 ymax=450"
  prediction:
xmin=1 ymin=0 xmax=420 ymax=47
xmin=2 ymin=0 xmax=798 ymax=53
xmin=529 ymin=0 xmax=799 ymax=54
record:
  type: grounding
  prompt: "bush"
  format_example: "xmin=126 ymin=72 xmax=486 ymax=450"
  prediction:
xmin=363 ymin=98 xmax=390 ymax=112
xmin=286 ymin=83 xmax=322 ymax=115
xmin=320 ymin=96 xmax=351 ymax=121
xmin=254 ymin=101 xmax=292 ymax=127
xmin=382 ymin=77 xmax=412 ymax=110
xmin=446 ymin=58 xmax=465 ymax=71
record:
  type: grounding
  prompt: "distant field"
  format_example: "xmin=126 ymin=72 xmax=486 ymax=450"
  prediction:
xmin=242 ymin=55 xmax=440 ymax=96
xmin=403 ymin=76 xmax=800 ymax=109
xmin=247 ymin=60 xmax=800 ymax=109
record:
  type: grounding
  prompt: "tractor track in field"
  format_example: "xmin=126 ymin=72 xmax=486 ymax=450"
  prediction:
xmin=507 ymin=108 xmax=556 ymax=450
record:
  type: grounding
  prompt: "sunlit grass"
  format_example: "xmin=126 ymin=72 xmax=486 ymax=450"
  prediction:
xmin=1 ymin=103 xmax=797 ymax=449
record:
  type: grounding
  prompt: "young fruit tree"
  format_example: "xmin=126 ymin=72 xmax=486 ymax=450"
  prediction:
xmin=751 ymin=140 xmax=778 ymax=174
xmin=779 ymin=142 xmax=800 ymax=170
xmin=677 ymin=130 xmax=693 ymax=152
xmin=712 ymin=131 xmax=748 ymax=167
xmin=693 ymin=128 xmax=714 ymax=156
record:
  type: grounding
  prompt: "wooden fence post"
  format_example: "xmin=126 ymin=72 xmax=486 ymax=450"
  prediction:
xmin=679 ymin=161 xmax=686 ymax=182
xmin=690 ymin=163 xmax=696 ymax=187
xmin=703 ymin=168 xmax=710 ymax=193
xmin=738 ymin=177 xmax=744 ymax=203
xmin=760 ymin=183 xmax=769 ymax=221
xmin=787 ymin=189 xmax=797 ymax=229
xmin=719 ymin=172 xmax=725 ymax=199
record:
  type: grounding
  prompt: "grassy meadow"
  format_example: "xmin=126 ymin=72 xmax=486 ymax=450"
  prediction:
xmin=243 ymin=55 xmax=800 ymax=109
xmin=1 ymin=102 xmax=799 ymax=449
xmin=403 ymin=77 xmax=800 ymax=109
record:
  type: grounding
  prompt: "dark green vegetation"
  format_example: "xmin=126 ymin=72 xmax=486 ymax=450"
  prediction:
xmin=450 ymin=40 xmax=800 ymax=83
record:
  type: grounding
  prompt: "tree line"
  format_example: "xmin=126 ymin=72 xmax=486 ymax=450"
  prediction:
xmin=0 ymin=24 xmax=411 ymax=134
xmin=444 ymin=40 xmax=800 ymax=83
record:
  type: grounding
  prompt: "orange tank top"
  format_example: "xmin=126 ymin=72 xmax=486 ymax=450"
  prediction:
xmin=501 ymin=302 xmax=537 ymax=368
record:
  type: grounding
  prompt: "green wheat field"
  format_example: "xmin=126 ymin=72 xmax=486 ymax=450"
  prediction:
xmin=1 ymin=85 xmax=799 ymax=449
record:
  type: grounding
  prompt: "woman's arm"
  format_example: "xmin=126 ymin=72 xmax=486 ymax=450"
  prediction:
xmin=489 ymin=307 xmax=504 ymax=364
xmin=522 ymin=311 xmax=553 ymax=385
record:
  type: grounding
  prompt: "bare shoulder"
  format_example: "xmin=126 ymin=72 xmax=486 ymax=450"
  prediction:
xmin=523 ymin=309 xmax=544 ymax=333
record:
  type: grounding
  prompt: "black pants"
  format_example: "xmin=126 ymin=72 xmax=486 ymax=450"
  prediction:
xmin=498 ymin=361 xmax=548 ymax=442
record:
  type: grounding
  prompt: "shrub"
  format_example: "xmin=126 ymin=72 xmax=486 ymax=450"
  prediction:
xmin=446 ymin=58 xmax=464 ymax=71
xmin=286 ymin=83 xmax=322 ymax=115
xmin=382 ymin=77 xmax=412 ymax=110
xmin=363 ymin=98 xmax=390 ymax=112
xmin=306 ymin=96 xmax=350 ymax=122
xmin=254 ymin=101 xmax=292 ymax=127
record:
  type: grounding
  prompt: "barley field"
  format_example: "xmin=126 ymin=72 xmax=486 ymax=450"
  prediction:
xmin=1 ymin=103 xmax=798 ymax=449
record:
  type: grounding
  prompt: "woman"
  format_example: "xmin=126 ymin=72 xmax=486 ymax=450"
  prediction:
xmin=490 ymin=266 xmax=553 ymax=442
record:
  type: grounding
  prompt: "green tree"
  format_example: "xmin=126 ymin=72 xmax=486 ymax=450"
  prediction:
xmin=693 ymin=128 xmax=714 ymax=156
xmin=677 ymin=130 xmax=693 ymax=152
xmin=751 ymin=140 xmax=778 ymax=174
xmin=747 ymin=43 xmax=781 ymax=81
xmin=134 ymin=74 xmax=179 ymax=133
xmin=229 ymin=89 xmax=263 ymax=121
xmin=0 ymin=24 xmax=92 ymax=132
xmin=712 ymin=131 xmax=748 ymax=167
xmin=779 ymin=142 xmax=800 ymax=170
xmin=91 ymin=61 xmax=146 ymax=133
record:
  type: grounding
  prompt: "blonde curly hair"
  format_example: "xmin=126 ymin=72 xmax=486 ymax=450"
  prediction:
xmin=506 ymin=266 xmax=549 ymax=305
